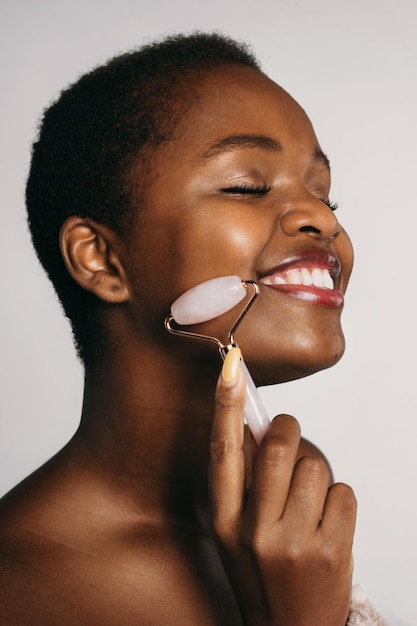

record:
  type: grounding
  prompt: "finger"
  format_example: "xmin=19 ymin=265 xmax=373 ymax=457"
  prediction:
xmin=320 ymin=482 xmax=357 ymax=548
xmin=245 ymin=414 xmax=301 ymax=529
xmin=281 ymin=455 xmax=331 ymax=534
xmin=209 ymin=348 xmax=247 ymax=539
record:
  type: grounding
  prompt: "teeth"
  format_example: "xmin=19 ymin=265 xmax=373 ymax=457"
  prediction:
xmin=312 ymin=268 xmax=325 ymax=288
xmin=324 ymin=271 xmax=334 ymax=290
xmin=262 ymin=267 xmax=335 ymax=290
xmin=300 ymin=268 xmax=313 ymax=286
xmin=287 ymin=269 xmax=301 ymax=284
xmin=262 ymin=275 xmax=286 ymax=285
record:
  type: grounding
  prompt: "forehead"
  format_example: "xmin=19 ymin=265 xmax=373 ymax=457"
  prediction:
xmin=171 ymin=64 xmax=321 ymax=158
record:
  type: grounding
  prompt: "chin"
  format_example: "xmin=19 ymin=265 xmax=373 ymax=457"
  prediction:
xmin=247 ymin=332 xmax=346 ymax=386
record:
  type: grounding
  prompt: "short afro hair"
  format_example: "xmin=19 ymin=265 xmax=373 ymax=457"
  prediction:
xmin=26 ymin=32 xmax=261 ymax=365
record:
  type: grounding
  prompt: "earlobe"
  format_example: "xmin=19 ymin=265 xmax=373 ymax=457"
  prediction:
xmin=59 ymin=216 xmax=130 ymax=303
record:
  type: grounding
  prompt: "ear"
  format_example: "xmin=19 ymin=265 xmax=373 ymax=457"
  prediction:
xmin=59 ymin=216 xmax=130 ymax=303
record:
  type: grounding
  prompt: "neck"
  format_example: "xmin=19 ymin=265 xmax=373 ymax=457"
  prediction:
xmin=69 ymin=340 xmax=221 ymax=528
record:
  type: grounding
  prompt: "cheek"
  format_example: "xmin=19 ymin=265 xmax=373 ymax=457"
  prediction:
xmin=126 ymin=207 xmax=269 ymax=329
xmin=165 ymin=209 xmax=270 ymax=292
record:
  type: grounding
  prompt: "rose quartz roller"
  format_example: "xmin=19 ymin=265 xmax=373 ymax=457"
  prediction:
xmin=164 ymin=276 xmax=270 ymax=445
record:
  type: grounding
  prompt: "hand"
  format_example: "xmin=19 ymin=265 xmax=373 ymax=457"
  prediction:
xmin=209 ymin=348 xmax=356 ymax=626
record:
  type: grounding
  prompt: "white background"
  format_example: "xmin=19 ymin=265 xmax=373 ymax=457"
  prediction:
xmin=1 ymin=1 xmax=416 ymax=623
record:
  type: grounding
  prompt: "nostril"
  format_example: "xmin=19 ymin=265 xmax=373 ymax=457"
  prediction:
xmin=299 ymin=225 xmax=321 ymax=234
xmin=299 ymin=224 xmax=339 ymax=243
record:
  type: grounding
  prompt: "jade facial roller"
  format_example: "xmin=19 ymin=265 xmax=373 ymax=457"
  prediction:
xmin=164 ymin=275 xmax=270 ymax=445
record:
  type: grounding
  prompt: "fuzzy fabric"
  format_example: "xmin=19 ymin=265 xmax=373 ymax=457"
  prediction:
xmin=347 ymin=586 xmax=388 ymax=625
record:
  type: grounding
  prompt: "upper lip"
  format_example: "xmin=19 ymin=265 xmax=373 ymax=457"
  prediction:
xmin=259 ymin=248 xmax=341 ymax=285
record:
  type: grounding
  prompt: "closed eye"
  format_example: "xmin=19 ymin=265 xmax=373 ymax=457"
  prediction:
xmin=220 ymin=184 xmax=272 ymax=195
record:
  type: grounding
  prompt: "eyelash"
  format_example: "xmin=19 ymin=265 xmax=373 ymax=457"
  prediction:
xmin=221 ymin=185 xmax=339 ymax=211
xmin=220 ymin=184 xmax=272 ymax=195
xmin=322 ymin=199 xmax=339 ymax=212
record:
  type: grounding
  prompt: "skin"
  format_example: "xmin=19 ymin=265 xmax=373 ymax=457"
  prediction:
xmin=0 ymin=64 xmax=355 ymax=625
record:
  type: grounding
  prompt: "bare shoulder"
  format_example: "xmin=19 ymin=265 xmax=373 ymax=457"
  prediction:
xmin=0 ymin=467 xmax=241 ymax=625
xmin=0 ymin=529 xmax=66 ymax=625
xmin=0 ymin=473 xmax=67 ymax=624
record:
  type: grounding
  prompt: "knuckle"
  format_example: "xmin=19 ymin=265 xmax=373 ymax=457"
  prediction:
xmin=319 ymin=540 xmax=353 ymax=573
xmin=331 ymin=482 xmax=357 ymax=511
xmin=258 ymin=414 xmax=300 ymax=465
xmin=209 ymin=437 xmax=241 ymax=463
xmin=280 ymin=540 xmax=346 ymax=572
xmin=216 ymin=392 xmax=238 ymax=410
xmin=296 ymin=455 xmax=329 ymax=479
xmin=260 ymin=432 xmax=294 ymax=465
xmin=279 ymin=539 xmax=305 ymax=563
xmin=244 ymin=526 xmax=270 ymax=558
xmin=215 ymin=382 xmax=244 ymax=412
xmin=332 ymin=481 xmax=356 ymax=499
xmin=297 ymin=455 xmax=326 ymax=472
xmin=272 ymin=413 xmax=300 ymax=431
xmin=320 ymin=541 xmax=340 ymax=568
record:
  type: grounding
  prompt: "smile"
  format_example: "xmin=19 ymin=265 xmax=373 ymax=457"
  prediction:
xmin=261 ymin=267 xmax=334 ymax=290
xmin=259 ymin=249 xmax=344 ymax=308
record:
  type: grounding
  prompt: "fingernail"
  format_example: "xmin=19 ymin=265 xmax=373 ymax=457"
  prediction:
xmin=221 ymin=347 xmax=242 ymax=383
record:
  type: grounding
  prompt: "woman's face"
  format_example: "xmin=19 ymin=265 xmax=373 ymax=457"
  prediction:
xmin=126 ymin=64 xmax=354 ymax=384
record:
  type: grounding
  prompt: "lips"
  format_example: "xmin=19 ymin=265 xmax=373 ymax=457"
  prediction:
xmin=259 ymin=249 xmax=344 ymax=308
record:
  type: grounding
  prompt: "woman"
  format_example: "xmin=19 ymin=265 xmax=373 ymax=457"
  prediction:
xmin=0 ymin=33 xmax=385 ymax=624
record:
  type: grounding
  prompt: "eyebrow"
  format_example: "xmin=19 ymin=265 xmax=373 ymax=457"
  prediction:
xmin=201 ymin=133 xmax=331 ymax=171
xmin=201 ymin=134 xmax=282 ymax=158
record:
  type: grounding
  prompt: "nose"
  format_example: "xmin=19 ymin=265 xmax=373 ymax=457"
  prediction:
xmin=279 ymin=200 xmax=340 ymax=243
